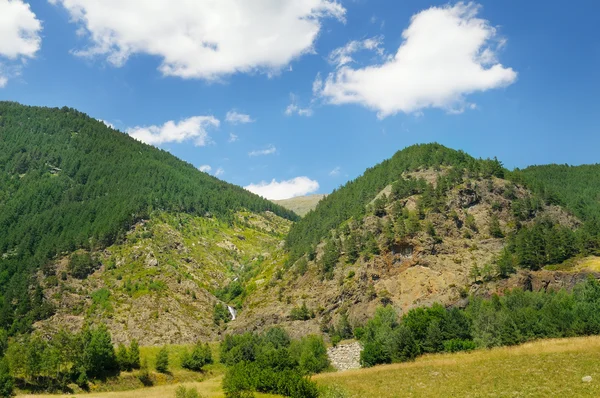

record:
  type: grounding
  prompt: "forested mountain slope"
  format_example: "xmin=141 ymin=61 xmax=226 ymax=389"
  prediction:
xmin=0 ymin=102 xmax=297 ymax=334
xmin=515 ymin=164 xmax=600 ymax=221
xmin=235 ymin=146 xmax=600 ymax=338
xmin=286 ymin=144 xmax=505 ymax=262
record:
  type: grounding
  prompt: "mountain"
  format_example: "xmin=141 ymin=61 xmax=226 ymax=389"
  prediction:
xmin=232 ymin=144 xmax=599 ymax=337
xmin=2 ymin=105 xmax=599 ymax=347
xmin=515 ymin=164 xmax=600 ymax=221
xmin=0 ymin=102 xmax=297 ymax=335
xmin=273 ymin=194 xmax=327 ymax=216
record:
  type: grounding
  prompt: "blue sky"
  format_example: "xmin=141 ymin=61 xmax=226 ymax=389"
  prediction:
xmin=0 ymin=0 xmax=598 ymax=199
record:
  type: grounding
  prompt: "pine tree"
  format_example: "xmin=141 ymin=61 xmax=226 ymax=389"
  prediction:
xmin=129 ymin=339 xmax=141 ymax=369
xmin=116 ymin=343 xmax=131 ymax=371
xmin=489 ymin=215 xmax=504 ymax=238
xmin=155 ymin=346 xmax=169 ymax=373
xmin=344 ymin=231 xmax=359 ymax=264
xmin=495 ymin=249 xmax=516 ymax=278
xmin=321 ymin=239 xmax=340 ymax=278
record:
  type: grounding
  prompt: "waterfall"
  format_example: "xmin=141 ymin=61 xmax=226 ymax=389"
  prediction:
xmin=227 ymin=305 xmax=237 ymax=321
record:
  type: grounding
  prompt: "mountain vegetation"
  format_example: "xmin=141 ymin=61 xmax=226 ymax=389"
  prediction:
xmin=286 ymin=143 xmax=505 ymax=262
xmin=515 ymin=163 xmax=600 ymax=222
xmin=0 ymin=102 xmax=297 ymax=335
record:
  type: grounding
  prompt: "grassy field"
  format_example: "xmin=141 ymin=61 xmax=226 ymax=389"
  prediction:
xmin=20 ymin=336 xmax=600 ymax=397
xmin=19 ymin=377 xmax=277 ymax=398
xmin=315 ymin=336 xmax=600 ymax=398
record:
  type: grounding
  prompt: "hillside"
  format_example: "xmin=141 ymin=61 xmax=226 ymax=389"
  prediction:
xmin=515 ymin=164 xmax=600 ymax=221
xmin=34 ymin=210 xmax=291 ymax=345
xmin=274 ymin=194 xmax=327 ymax=216
xmin=233 ymin=145 xmax=599 ymax=338
xmin=0 ymin=102 xmax=297 ymax=334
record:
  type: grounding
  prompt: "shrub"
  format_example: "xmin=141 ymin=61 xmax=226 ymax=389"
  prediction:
xmin=291 ymin=335 xmax=329 ymax=375
xmin=137 ymin=358 xmax=152 ymax=386
xmin=443 ymin=339 xmax=477 ymax=353
xmin=182 ymin=342 xmax=213 ymax=371
xmin=176 ymin=386 xmax=202 ymax=398
xmin=0 ymin=358 xmax=14 ymax=398
xmin=68 ymin=252 xmax=99 ymax=279
xmin=290 ymin=303 xmax=313 ymax=321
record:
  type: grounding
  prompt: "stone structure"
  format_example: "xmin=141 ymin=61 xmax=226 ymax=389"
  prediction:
xmin=327 ymin=341 xmax=362 ymax=371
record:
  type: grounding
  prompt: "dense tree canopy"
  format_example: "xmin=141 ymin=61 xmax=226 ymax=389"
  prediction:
xmin=0 ymin=102 xmax=297 ymax=333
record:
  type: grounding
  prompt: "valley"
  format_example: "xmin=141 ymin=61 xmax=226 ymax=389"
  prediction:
xmin=1 ymin=104 xmax=599 ymax=397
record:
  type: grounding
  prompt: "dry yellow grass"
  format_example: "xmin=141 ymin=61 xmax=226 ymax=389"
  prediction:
xmin=573 ymin=256 xmax=600 ymax=272
xmin=19 ymin=376 xmax=278 ymax=398
xmin=315 ymin=336 xmax=600 ymax=397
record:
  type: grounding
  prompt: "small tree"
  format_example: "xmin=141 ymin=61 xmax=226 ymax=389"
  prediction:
xmin=489 ymin=215 xmax=504 ymax=238
xmin=0 ymin=358 xmax=14 ymax=398
xmin=129 ymin=339 xmax=140 ymax=369
xmin=116 ymin=343 xmax=131 ymax=371
xmin=181 ymin=342 xmax=213 ymax=371
xmin=155 ymin=346 xmax=169 ymax=373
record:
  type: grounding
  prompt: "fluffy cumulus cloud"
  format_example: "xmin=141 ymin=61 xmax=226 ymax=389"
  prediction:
xmin=127 ymin=116 xmax=220 ymax=147
xmin=245 ymin=177 xmax=319 ymax=200
xmin=317 ymin=2 xmax=517 ymax=117
xmin=0 ymin=0 xmax=42 ymax=87
xmin=248 ymin=145 xmax=276 ymax=157
xmin=215 ymin=167 xmax=225 ymax=177
xmin=51 ymin=0 xmax=346 ymax=80
xmin=198 ymin=165 xmax=212 ymax=173
xmin=225 ymin=111 xmax=254 ymax=125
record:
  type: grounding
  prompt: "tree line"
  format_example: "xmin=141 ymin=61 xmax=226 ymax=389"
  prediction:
xmin=351 ymin=278 xmax=600 ymax=367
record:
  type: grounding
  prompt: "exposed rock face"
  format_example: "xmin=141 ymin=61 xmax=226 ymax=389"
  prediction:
xmin=327 ymin=342 xmax=362 ymax=371
xmin=454 ymin=188 xmax=480 ymax=208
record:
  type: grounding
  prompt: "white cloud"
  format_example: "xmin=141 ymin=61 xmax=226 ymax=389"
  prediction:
xmin=329 ymin=166 xmax=341 ymax=176
xmin=228 ymin=133 xmax=239 ymax=143
xmin=198 ymin=165 xmax=212 ymax=173
xmin=245 ymin=176 xmax=319 ymax=200
xmin=127 ymin=116 xmax=220 ymax=147
xmin=248 ymin=145 xmax=276 ymax=157
xmin=328 ymin=36 xmax=384 ymax=68
xmin=215 ymin=167 xmax=225 ymax=177
xmin=225 ymin=111 xmax=254 ymax=125
xmin=285 ymin=94 xmax=313 ymax=117
xmin=51 ymin=0 xmax=346 ymax=81
xmin=317 ymin=2 xmax=517 ymax=117
xmin=0 ymin=0 xmax=42 ymax=87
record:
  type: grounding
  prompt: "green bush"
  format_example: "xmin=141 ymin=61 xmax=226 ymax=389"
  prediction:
xmin=181 ymin=342 xmax=213 ymax=371
xmin=0 ymin=358 xmax=14 ymax=398
xmin=68 ymin=253 xmax=99 ymax=279
xmin=175 ymin=385 xmax=202 ymax=398
xmin=443 ymin=339 xmax=477 ymax=353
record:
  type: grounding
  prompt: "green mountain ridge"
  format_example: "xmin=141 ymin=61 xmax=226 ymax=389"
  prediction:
xmin=1 ymin=102 xmax=599 ymax=349
xmin=0 ymin=102 xmax=296 ymax=334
